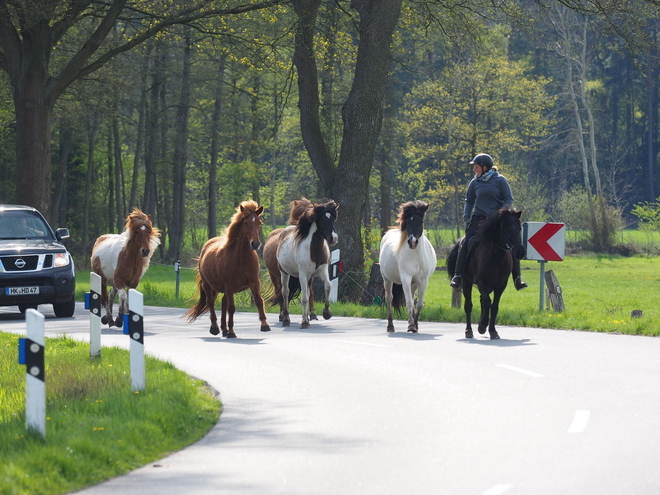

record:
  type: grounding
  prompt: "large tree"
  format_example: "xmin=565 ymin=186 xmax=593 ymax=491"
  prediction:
xmin=0 ymin=0 xmax=284 ymax=220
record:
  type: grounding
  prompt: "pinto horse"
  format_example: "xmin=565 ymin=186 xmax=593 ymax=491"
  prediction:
xmin=91 ymin=208 xmax=161 ymax=328
xmin=379 ymin=200 xmax=437 ymax=333
xmin=263 ymin=198 xmax=319 ymax=321
xmin=446 ymin=208 xmax=525 ymax=339
xmin=266 ymin=199 xmax=339 ymax=329
xmin=183 ymin=200 xmax=270 ymax=338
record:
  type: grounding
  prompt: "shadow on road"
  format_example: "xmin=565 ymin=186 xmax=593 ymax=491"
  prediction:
xmin=459 ymin=337 xmax=535 ymax=347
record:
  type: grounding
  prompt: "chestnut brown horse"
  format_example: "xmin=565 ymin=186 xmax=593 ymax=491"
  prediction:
xmin=91 ymin=208 xmax=161 ymax=327
xmin=184 ymin=200 xmax=270 ymax=338
xmin=263 ymin=198 xmax=319 ymax=321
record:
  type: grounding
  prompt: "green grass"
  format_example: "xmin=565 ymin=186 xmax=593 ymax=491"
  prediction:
xmin=76 ymin=253 xmax=660 ymax=336
xmin=0 ymin=333 xmax=220 ymax=495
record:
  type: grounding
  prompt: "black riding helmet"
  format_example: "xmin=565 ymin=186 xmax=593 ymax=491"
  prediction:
xmin=470 ymin=153 xmax=494 ymax=169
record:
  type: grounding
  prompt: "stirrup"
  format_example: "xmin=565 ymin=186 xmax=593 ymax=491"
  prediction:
xmin=514 ymin=276 xmax=528 ymax=291
xmin=450 ymin=275 xmax=462 ymax=289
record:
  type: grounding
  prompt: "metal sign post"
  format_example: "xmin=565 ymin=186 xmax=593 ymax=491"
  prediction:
xmin=523 ymin=222 xmax=566 ymax=311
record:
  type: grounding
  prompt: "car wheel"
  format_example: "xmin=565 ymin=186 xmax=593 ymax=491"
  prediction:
xmin=53 ymin=296 xmax=76 ymax=318
xmin=18 ymin=303 xmax=39 ymax=313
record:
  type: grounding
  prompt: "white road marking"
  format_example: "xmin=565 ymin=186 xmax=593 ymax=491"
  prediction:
xmin=568 ymin=409 xmax=591 ymax=433
xmin=495 ymin=364 xmax=544 ymax=378
xmin=480 ymin=483 xmax=513 ymax=495
xmin=332 ymin=340 xmax=392 ymax=348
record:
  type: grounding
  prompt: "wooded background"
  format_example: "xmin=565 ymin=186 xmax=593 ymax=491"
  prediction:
xmin=1 ymin=0 xmax=659 ymax=299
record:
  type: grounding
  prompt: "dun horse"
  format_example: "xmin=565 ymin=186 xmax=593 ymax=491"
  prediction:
xmin=446 ymin=208 xmax=525 ymax=339
xmin=264 ymin=198 xmax=319 ymax=322
xmin=184 ymin=200 xmax=270 ymax=338
xmin=379 ymin=200 xmax=437 ymax=333
xmin=91 ymin=208 xmax=161 ymax=327
xmin=266 ymin=199 xmax=339 ymax=329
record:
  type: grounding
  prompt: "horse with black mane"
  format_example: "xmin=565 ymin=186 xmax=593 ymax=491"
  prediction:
xmin=266 ymin=199 xmax=339 ymax=329
xmin=379 ymin=200 xmax=437 ymax=333
xmin=184 ymin=200 xmax=270 ymax=338
xmin=447 ymin=207 xmax=525 ymax=339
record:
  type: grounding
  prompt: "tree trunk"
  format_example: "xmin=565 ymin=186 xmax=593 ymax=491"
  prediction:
xmin=208 ymin=54 xmax=227 ymax=239
xmin=83 ymin=116 xmax=99 ymax=262
xmin=113 ymin=113 xmax=124 ymax=231
xmin=291 ymin=0 xmax=402 ymax=301
xmin=52 ymin=121 xmax=72 ymax=226
xmin=167 ymin=28 xmax=192 ymax=261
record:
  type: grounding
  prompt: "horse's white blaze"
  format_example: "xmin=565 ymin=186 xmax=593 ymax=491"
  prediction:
xmin=140 ymin=225 xmax=146 ymax=230
xmin=325 ymin=212 xmax=331 ymax=218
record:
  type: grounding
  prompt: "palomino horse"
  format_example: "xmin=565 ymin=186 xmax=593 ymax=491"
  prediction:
xmin=91 ymin=208 xmax=161 ymax=327
xmin=263 ymin=198 xmax=319 ymax=321
xmin=379 ymin=200 xmax=437 ymax=333
xmin=183 ymin=200 xmax=270 ymax=338
xmin=267 ymin=199 xmax=339 ymax=329
xmin=446 ymin=208 xmax=525 ymax=339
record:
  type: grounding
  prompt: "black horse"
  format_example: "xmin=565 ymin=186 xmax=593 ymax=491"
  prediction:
xmin=447 ymin=208 xmax=525 ymax=340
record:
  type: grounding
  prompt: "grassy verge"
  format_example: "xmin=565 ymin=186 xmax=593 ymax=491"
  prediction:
xmin=0 ymin=332 xmax=220 ymax=495
xmin=75 ymin=253 xmax=660 ymax=336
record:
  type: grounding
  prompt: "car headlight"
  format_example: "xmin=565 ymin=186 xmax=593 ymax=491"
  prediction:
xmin=54 ymin=253 xmax=70 ymax=267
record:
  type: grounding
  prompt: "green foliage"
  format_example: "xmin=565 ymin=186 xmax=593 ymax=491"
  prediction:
xmin=631 ymin=197 xmax=660 ymax=231
xmin=0 ymin=333 xmax=219 ymax=495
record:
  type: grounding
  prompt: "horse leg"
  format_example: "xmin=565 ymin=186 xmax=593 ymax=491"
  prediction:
xmin=220 ymin=294 xmax=229 ymax=337
xmin=383 ymin=277 xmax=395 ymax=333
xmin=250 ymin=280 xmax=271 ymax=332
xmin=280 ymin=271 xmax=291 ymax=327
xmin=401 ymin=275 xmax=417 ymax=333
xmin=106 ymin=287 xmax=118 ymax=327
xmin=224 ymin=293 xmax=237 ymax=338
xmin=299 ymin=274 xmax=311 ymax=329
xmin=308 ymin=279 xmax=318 ymax=320
xmin=414 ymin=281 xmax=429 ymax=332
xmin=202 ymin=283 xmax=220 ymax=336
xmin=320 ymin=271 xmax=332 ymax=321
xmin=478 ymin=290 xmax=492 ymax=335
xmin=488 ymin=288 xmax=504 ymax=340
xmin=114 ymin=289 xmax=127 ymax=328
xmin=100 ymin=280 xmax=110 ymax=325
xmin=463 ymin=283 xmax=474 ymax=339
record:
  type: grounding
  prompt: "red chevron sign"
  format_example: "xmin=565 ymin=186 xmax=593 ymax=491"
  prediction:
xmin=523 ymin=222 xmax=565 ymax=261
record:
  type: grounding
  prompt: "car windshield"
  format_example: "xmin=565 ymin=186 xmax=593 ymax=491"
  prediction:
xmin=0 ymin=211 xmax=53 ymax=240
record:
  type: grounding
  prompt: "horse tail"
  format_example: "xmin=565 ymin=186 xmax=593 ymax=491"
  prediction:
xmin=182 ymin=271 xmax=210 ymax=322
xmin=392 ymin=283 xmax=405 ymax=317
xmin=447 ymin=242 xmax=460 ymax=278
xmin=268 ymin=275 xmax=301 ymax=306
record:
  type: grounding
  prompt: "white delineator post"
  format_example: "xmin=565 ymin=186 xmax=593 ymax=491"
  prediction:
xmin=22 ymin=309 xmax=46 ymax=438
xmin=127 ymin=289 xmax=145 ymax=393
xmin=89 ymin=272 xmax=102 ymax=358
xmin=329 ymin=249 xmax=341 ymax=303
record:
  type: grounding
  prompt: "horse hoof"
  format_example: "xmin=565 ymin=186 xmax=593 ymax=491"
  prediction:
xmin=300 ymin=321 xmax=310 ymax=329
xmin=279 ymin=313 xmax=284 ymax=322
xmin=310 ymin=313 xmax=318 ymax=320
xmin=465 ymin=329 xmax=474 ymax=339
xmin=209 ymin=326 xmax=220 ymax=336
xmin=261 ymin=325 xmax=271 ymax=332
xmin=478 ymin=326 xmax=487 ymax=335
xmin=226 ymin=331 xmax=237 ymax=338
xmin=323 ymin=309 xmax=332 ymax=320
xmin=490 ymin=332 xmax=500 ymax=340
xmin=101 ymin=315 xmax=109 ymax=325
xmin=115 ymin=318 xmax=123 ymax=328
xmin=282 ymin=320 xmax=290 ymax=327
xmin=387 ymin=326 xmax=395 ymax=333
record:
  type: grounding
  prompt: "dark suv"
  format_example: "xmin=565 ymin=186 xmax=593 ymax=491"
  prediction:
xmin=0 ymin=205 xmax=76 ymax=317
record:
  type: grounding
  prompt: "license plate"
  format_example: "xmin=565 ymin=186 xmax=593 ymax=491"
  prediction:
xmin=6 ymin=286 xmax=39 ymax=296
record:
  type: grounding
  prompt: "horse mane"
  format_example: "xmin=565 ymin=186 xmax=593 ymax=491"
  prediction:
xmin=397 ymin=200 xmax=429 ymax=249
xmin=125 ymin=208 xmax=161 ymax=250
xmin=295 ymin=199 xmax=338 ymax=241
xmin=287 ymin=198 xmax=313 ymax=225
xmin=224 ymin=200 xmax=261 ymax=246
xmin=476 ymin=207 xmax=520 ymax=243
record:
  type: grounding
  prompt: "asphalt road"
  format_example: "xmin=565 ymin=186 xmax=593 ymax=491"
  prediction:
xmin=2 ymin=302 xmax=660 ymax=495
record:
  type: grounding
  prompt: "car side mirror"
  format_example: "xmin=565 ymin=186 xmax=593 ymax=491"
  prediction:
xmin=56 ymin=228 xmax=70 ymax=241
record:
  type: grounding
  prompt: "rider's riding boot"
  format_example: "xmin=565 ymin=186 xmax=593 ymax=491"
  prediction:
xmin=450 ymin=245 xmax=468 ymax=289
xmin=512 ymin=259 xmax=528 ymax=290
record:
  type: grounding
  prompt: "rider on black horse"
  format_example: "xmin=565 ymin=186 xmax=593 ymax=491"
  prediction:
xmin=450 ymin=153 xmax=528 ymax=291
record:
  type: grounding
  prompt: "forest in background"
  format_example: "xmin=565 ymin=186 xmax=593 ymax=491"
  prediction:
xmin=1 ymin=0 xmax=659 ymax=280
